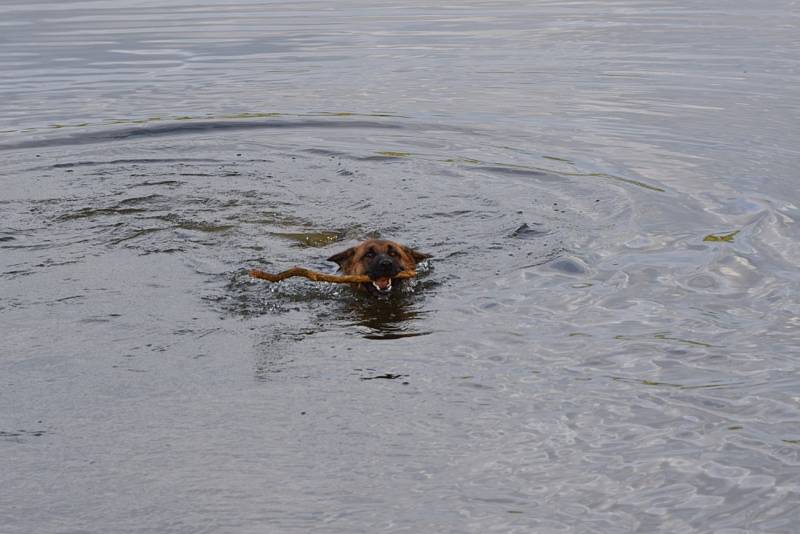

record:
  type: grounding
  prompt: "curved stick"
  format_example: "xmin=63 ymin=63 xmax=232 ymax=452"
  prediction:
xmin=249 ymin=267 xmax=416 ymax=284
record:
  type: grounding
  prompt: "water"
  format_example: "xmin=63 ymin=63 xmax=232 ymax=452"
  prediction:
xmin=2 ymin=1 xmax=800 ymax=532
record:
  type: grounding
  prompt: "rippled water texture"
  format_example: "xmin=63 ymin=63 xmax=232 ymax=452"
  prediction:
xmin=2 ymin=1 xmax=800 ymax=532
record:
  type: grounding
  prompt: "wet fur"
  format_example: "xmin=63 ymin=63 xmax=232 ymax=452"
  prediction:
xmin=327 ymin=239 xmax=430 ymax=297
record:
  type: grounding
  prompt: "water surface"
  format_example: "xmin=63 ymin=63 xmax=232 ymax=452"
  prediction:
xmin=2 ymin=1 xmax=800 ymax=533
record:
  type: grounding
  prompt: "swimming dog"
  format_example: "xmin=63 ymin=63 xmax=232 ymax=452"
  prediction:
xmin=327 ymin=239 xmax=431 ymax=297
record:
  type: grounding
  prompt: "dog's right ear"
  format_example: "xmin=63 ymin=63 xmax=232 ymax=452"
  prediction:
xmin=327 ymin=247 xmax=356 ymax=271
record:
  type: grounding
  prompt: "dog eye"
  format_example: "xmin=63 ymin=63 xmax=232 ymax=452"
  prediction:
xmin=364 ymin=250 xmax=376 ymax=258
xmin=388 ymin=249 xmax=397 ymax=257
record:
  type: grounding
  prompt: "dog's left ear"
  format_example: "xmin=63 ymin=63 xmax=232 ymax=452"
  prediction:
xmin=401 ymin=246 xmax=432 ymax=264
xmin=327 ymin=246 xmax=356 ymax=271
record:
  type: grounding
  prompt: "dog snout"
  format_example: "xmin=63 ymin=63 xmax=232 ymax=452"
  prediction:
xmin=371 ymin=255 xmax=397 ymax=276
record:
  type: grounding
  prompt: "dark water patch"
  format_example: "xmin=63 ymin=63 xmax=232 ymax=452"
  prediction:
xmin=614 ymin=332 xmax=714 ymax=348
xmin=173 ymin=219 xmax=236 ymax=234
xmin=52 ymin=295 xmax=83 ymax=303
xmin=0 ymin=118 xmax=405 ymax=151
xmin=129 ymin=180 xmax=184 ymax=187
xmin=107 ymin=227 xmax=164 ymax=246
xmin=542 ymin=155 xmax=574 ymax=164
xmin=56 ymin=195 xmax=169 ymax=221
xmin=50 ymin=158 xmax=218 ymax=169
xmin=340 ymin=293 xmax=431 ymax=338
xmin=361 ymin=331 xmax=431 ymax=340
xmin=140 ymin=246 xmax=185 ymax=255
xmin=575 ymin=171 xmax=667 ymax=193
xmin=359 ymin=373 xmax=408 ymax=381
xmin=610 ymin=376 xmax=745 ymax=390
xmin=118 ymin=194 xmax=167 ymax=206
xmin=56 ymin=206 xmax=149 ymax=221
xmin=302 ymin=148 xmax=350 ymax=158
xmin=356 ymin=154 xmax=409 ymax=162
xmin=79 ymin=316 xmax=116 ymax=324
xmin=510 ymin=222 xmax=548 ymax=239
xmin=419 ymin=209 xmax=493 ymax=221
xmin=1 ymin=429 xmax=47 ymax=442
xmin=1 ymin=269 xmax=34 ymax=279
xmin=472 ymin=164 xmax=554 ymax=180
xmin=33 ymin=259 xmax=83 ymax=269
xmin=117 ymin=194 xmax=166 ymax=206
xmin=213 ymin=270 xmax=339 ymax=319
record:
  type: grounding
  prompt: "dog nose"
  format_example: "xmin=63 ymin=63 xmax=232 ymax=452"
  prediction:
xmin=379 ymin=258 xmax=393 ymax=269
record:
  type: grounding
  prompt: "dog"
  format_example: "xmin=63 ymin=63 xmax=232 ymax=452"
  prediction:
xmin=327 ymin=239 xmax=431 ymax=297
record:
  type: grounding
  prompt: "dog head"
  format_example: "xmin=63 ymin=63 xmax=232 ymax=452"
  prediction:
xmin=327 ymin=239 xmax=431 ymax=297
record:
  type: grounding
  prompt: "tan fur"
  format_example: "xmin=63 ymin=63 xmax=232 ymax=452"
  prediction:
xmin=327 ymin=239 xmax=431 ymax=294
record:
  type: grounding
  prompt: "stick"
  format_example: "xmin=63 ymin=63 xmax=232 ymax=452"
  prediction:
xmin=249 ymin=267 xmax=416 ymax=284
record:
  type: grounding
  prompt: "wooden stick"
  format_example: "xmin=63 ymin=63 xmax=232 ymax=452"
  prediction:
xmin=249 ymin=267 xmax=416 ymax=284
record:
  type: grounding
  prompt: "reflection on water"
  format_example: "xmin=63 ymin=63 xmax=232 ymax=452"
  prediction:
xmin=2 ymin=1 xmax=800 ymax=533
xmin=340 ymin=292 xmax=431 ymax=340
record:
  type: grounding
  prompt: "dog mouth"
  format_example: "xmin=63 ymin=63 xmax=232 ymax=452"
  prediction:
xmin=369 ymin=276 xmax=393 ymax=295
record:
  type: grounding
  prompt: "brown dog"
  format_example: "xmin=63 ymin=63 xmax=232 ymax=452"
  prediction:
xmin=327 ymin=239 xmax=431 ymax=297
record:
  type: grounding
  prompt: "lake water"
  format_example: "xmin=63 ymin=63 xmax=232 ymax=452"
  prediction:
xmin=2 ymin=1 xmax=800 ymax=532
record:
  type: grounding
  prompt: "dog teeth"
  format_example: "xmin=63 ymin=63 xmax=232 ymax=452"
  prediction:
xmin=372 ymin=279 xmax=392 ymax=291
